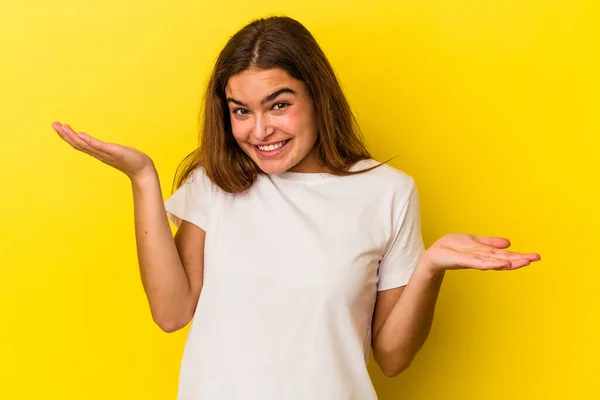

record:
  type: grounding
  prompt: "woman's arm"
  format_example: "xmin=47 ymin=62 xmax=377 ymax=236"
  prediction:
xmin=371 ymin=261 xmax=444 ymax=377
xmin=132 ymin=171 xmax=205 ymax=332
xmin=371 ymin=233 xmax=541 ymax=377
xmin=53 ymin=122 xmax=204 ymax=332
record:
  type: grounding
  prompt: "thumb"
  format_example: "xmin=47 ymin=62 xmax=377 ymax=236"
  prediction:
xmin=473 ymin=235 xmax=511 ymax=249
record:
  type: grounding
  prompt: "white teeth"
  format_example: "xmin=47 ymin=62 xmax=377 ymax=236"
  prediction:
xmin=258 ymin=141 xmax=286 ymax=152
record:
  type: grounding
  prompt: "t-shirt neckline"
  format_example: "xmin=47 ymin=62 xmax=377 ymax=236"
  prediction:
xmin=266 ymin=159 xmax=376 ymax=183
xmin=268 ymin=170 xmax=334 ymax=182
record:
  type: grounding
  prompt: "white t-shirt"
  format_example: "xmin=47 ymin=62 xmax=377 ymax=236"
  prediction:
xmin=164 ymin=158 xmax=425 ymax=400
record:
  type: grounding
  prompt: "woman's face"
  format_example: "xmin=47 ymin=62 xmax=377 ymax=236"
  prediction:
xmin=225 ymin=67 xmax=320 ymax=175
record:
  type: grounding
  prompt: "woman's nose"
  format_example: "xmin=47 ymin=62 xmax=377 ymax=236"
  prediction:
xmin=253 ymin=115 xmax=275 ymax=140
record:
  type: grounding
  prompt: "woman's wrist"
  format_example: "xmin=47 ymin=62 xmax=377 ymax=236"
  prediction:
xmin=130 ymin=165 xmax=159 ymax=189
xmin=413 ymin=251 xmax=446 ymax=282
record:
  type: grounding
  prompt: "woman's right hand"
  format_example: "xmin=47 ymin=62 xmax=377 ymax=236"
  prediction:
xmin=52 ymin=121 xmax=156 ymax=181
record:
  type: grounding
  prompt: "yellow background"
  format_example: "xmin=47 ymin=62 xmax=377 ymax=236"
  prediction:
xmin=1 ymin=1 xmax=598 ymax=399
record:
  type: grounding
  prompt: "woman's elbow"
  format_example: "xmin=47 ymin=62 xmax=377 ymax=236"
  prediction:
xmin=156 ymin=320 xmax=186 ymax=333
xmin=152 ymin=310 xmax=192 ymax=333
xmin=380 ymin=358 xmax=412 ymax=377
xmin=374 ymin=349 xmax=414 ymax=377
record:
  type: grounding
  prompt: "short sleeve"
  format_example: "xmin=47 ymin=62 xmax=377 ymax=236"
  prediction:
xmin=164 ymin=167 xmax=212 ymax=230
xmin=377 ymin=180 xmax=425 ymax=291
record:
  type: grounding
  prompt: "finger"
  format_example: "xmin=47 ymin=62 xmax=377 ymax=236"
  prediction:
xmin=473 ymin=235 xmax=511 ymax=249
xmin=491 ymin=249 xmax=541 ymax=262
xmin=501 ymin=258 xmax=532 ymax=270
xmin=493 ymin=257 xmax=536 ymax=271
xmin=78 ymin=132 xmax=116 ymax=160
xmin=477 ymin=252 xmax=536 ymax=262
xmin=477 ymin=250 xmax=524 ymax=260
xmin=465 ymin=251 xmax=536 ymax=271
xmin=51 ymin=121 xmax=64 ymax=133
xmin=524 ymin=253 xmax=542 ymax=261
xmin=54 ymin=123 xmax=88 ymax=152
xmin=513 ymin=258 xmax=534 ymax=268
xmin=77 ymin=131 xmax=115 ymax=156
xmin=62 ymin=125 xmax=113 ymax=159
xmin=53 ymin=122 xmax=75 ymax=145
xmin=57 ymin=124 xmax=110 ymax=161
xmin=53 ymin=122 xmax=82 ymax=148
xmin=470 ymin=256 xmax=512 ymax=270
xmin=477 ymin=252 xmax=540 ymax=270
xmin=61 ymin=124 xmax=99 ymax=154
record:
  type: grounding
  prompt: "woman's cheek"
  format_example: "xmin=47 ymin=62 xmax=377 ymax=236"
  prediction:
xmin=276 ymin=110 xmax=299 ymax=133
xmin=231 ymin=119 xmax=251 ymax=142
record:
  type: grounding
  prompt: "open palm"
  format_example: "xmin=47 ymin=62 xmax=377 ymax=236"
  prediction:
xmin=424 ymin=233 xmax=541 ymax=272
xmin=52 ymin=122 xmax=154 ymax=179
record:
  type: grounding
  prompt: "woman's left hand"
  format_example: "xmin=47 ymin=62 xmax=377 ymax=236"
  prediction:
xmin=422 ymin=233 xmax=541 ymax=274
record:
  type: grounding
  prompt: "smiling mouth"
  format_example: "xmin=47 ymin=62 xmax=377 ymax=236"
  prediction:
xmin=256 ymin=140 xmax=289 ymax=152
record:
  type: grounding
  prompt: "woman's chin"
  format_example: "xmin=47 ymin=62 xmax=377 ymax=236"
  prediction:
xmin=256 ymin=159 xmax=292 ymax=175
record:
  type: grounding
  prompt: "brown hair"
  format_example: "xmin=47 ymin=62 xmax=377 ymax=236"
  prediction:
xmin=173 ymin=15 xmax=381 ymax=194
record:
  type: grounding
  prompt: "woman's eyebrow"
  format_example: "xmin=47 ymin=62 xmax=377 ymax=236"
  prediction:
xmin=226 ymin=87 xmax=297 ymax=107
xmin=261 ymin=88 xmax=296 ymax=104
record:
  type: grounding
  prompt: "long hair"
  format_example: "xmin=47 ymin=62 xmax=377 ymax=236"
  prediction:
xmin=173 ymin=16 xmax=380 ymax=194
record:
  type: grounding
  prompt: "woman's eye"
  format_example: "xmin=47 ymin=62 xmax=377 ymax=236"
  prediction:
xmin=233 ymin=108 xmax=249 ymax=116
xmin=273 ymin=102 xmax=289 ymax=111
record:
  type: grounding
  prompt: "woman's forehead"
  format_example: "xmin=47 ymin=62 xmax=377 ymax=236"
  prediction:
xmin=225 ymin=68 xmax=303 ymax=99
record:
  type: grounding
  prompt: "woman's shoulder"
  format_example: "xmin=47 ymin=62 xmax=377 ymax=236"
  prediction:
xmin=180 ymin=165 xmax=225 ymax=198
xmin=183 ymin=165 xmax=211 ymax=187
xmin=350 ymin=158 xmax=416 ymax=192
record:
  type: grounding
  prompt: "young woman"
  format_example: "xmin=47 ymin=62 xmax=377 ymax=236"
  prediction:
xmin=52 ymin=15 xmax=540 ymax=400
